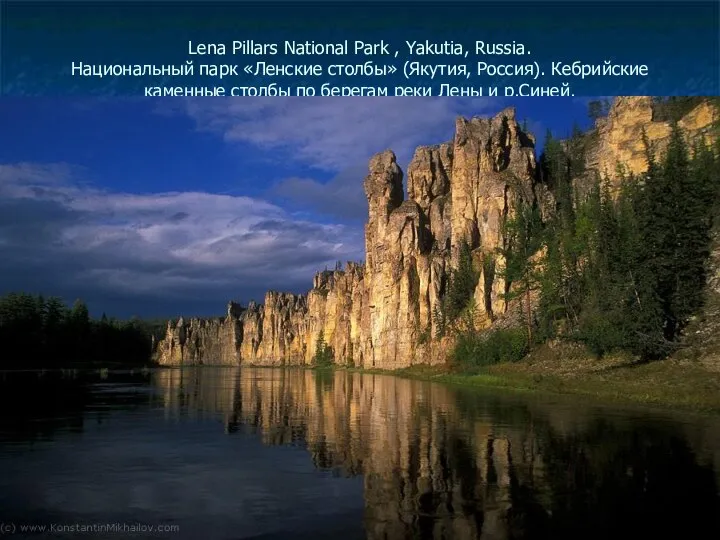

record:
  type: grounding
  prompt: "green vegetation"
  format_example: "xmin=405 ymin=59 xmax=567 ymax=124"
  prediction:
xmin=418 ymin=324 xmax=432 ymax=345
xmin=312 ymin=330 xmax=334 ymax=367
xmin=576 ymin=127 xmax=716 ymax=360
xmin=432 ymin=239 xmax=480 ymax=339
xmin=437 ymin=113 xmax=719 ymax=375
xmin=445 ymin=241 xmax=480 ymax=323
xmin=428 ymin=237 xmax=531 ymax=370
xmin=451 ymin=328 xmax=529 ymax=371
xmin=0 ymin=293 xmax=165 ymax=369
xmin=342 ymin=345 xmax=720 ymax=413
xmin=535 ymin=122 xmax=719 ymax=361
xmin=499 ymin=192 xmax=545 ymax=342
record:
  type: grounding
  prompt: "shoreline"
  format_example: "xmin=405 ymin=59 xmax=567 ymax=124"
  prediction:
xmin=146 ymin=343 xmax=719 ymax=414
xmin=330 ymin=343 xmax=720 ymax=415
xmin=10 ymin=345 xmax=719 ymax=414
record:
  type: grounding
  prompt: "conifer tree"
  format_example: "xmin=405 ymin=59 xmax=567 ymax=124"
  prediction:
xmin=500 ymin=195 xmax=544 ymax=342
xmin=445 ymin=240 xmax=479 ymax=322
xmin=313 ymin=330 xmax=333 ymax=366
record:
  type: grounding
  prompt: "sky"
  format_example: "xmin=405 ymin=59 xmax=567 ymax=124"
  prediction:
xmin=0 ymin=96 xmax=598 ymax=318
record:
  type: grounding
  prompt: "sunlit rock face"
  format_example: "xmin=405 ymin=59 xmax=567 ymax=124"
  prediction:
xmin=587 ymin=96 xmax=717 ymax=181
xmin=155 ymin=303 xmax=241 ymax=366
xmin=154 ymin=97 xmax=716 ymax=369
xmin=156 ymin=107 xmax=536 ymax=368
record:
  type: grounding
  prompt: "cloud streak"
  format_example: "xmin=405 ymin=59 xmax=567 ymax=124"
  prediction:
xmin=178 ymin=96 xmax=501 ymax=171
xmin=172 ymin=96 xmax=503 ymax=221
xmin=268 ymin=165 xmax=369 ymax=221
xmin=0 ymin=163 xmax=364 ymax=315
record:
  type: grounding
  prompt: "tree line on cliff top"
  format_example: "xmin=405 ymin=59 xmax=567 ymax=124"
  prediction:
xmin=444 ymin=104 xmax=720 ymax=370
xmin=0 ymin=294 xmax=165 ymax=369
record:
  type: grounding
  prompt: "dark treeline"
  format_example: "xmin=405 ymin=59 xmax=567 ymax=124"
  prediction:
xmin=0 ymin=293 xmax=167 ymax=369
xmin=446 ymin=100 xmax=720 ymax=369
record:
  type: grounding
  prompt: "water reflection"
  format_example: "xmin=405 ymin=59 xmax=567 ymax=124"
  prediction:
xmin=1 ymin=367 xmax=719 ymax=539
xmin=153 ymin=367 xmax=720 ymax=540
xmin=0 ymin=370 xmax=153 ymax=443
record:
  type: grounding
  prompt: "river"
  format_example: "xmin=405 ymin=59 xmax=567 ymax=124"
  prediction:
xmin=1 ymin=367 xmax=719 ymax=539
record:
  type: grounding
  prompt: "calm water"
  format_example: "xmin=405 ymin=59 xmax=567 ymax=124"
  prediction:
xmin=1 ymin=368 xmax=719 ymax=540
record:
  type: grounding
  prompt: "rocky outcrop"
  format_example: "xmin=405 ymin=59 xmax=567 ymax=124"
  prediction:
xmin=156 ymin=105 xmax=536 ymax=368
xmin=155 ymin=302 xmax=242 ymax=365
xmin=155 ymin=97 xmax=717 ymax=369
xmin=157 ymin=265 xmax=368 ymax=367
xmin=586 ymin=96 xmax=718 ymax=181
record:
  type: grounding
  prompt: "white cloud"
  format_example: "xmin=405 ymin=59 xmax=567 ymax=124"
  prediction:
xmin=0 ymin=163 xmax=364 ymax=308
xmin=177 ymin=96 xmax=502 ymax=171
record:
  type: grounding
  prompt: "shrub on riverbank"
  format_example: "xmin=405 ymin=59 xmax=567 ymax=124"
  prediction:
xmin=451 ymin=327 xmax=529 ymax=372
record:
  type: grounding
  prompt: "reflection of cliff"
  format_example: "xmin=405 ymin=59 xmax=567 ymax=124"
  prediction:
xmin=155 ymin=97 xmax=718 ymax=370
xmin=153 ymin=368 xmax=720 ymax=539
xmin=154 ymin=367 xmax=241 ymax=427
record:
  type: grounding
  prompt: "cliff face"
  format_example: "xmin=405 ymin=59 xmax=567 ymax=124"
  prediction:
xmin=155 ymin=97 xmax=716 ymax=369
xmin=157 ymin=106 xmax=535 ymax=368
xmin=155 ymin=302 xmax=243 ymax=366
xmin=586 ymin=96 xmax=718 ymax=181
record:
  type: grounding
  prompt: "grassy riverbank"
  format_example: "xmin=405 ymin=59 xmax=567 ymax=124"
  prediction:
xmin=337 ymin=284 xmax=720 ymax=413
xmin=339 ymin=341 xmax=720 ymax=414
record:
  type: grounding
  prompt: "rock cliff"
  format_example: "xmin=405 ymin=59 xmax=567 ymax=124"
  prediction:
xmin=586 ymin=96 xmax=718 ymax=181
xmin=154 ymin=97 xmax=717 ymax=369
xmin=155 ymin=302 xmax=243 ymax=366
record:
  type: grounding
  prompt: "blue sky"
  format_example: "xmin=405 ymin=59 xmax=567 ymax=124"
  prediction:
xmin=0 ymin=96 xmax=596 ymax=318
